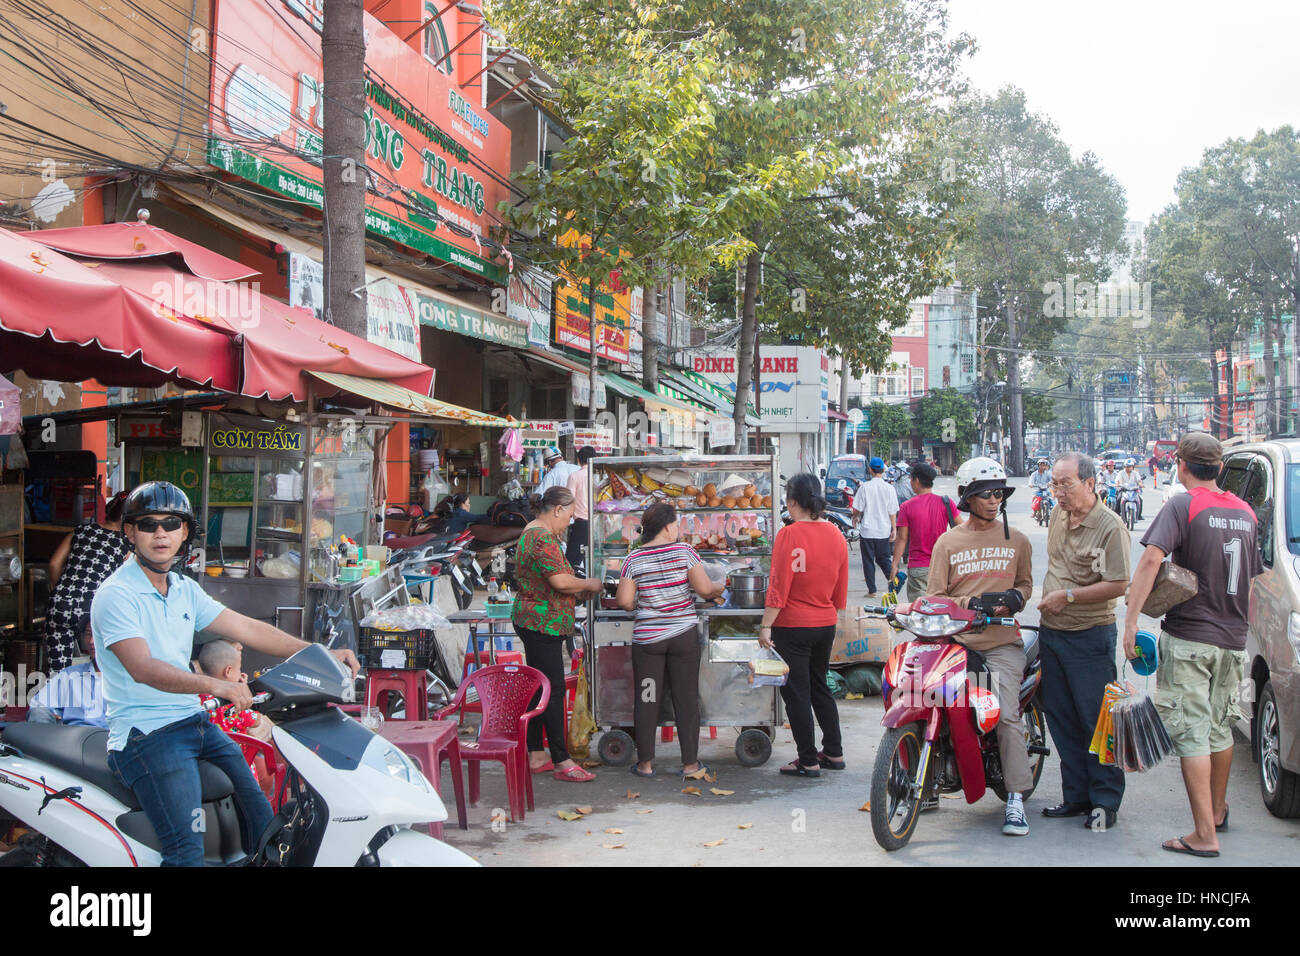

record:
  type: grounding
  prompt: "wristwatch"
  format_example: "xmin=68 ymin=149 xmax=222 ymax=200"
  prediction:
xmin=1066 ymin=588 xmax=1075 ymax=604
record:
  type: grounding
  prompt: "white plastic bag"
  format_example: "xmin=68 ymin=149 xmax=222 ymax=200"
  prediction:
xmin=359 ymin=603 xmax=451 ymax=632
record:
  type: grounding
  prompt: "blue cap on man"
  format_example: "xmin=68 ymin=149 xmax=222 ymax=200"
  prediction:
xmin=869 ymin=457 xmax=885 ymax=472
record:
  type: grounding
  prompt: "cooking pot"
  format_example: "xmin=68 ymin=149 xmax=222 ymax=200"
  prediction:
xmin=728 ymin=569 xmax=768 ymax=608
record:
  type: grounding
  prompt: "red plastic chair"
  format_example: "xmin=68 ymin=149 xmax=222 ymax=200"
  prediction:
xmin=229 ymin=732 xmax=286 ymax=812
xmin=434 ymin=664 xmax=549 ymax=823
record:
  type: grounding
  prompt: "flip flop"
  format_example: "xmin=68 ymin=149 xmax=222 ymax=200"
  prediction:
xmin=554 ymin=765 xmax=596 ymax=782
xmin=779 ymin=760 xmax=821 ymax=778
xmin=1162 ymin=837 xmax=1219 ymax=858
xmin=630 ymin=765 xmax=655 ymax=778
xmin=1216 ymin=806 xmax=1228 ymax=832
xmin=681 ymin=763 xmax=712 ymax=779
xmin=530 ymin=761 xmax=554 ymax=774
xmin=817 ymin=751 xmax=846 ymax=770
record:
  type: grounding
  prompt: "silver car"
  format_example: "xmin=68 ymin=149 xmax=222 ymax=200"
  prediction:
xmin=1216 ymin=442 xmax=1300 ymax=817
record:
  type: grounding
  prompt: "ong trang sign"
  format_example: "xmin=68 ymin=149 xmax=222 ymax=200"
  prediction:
xmin=687 ymin=346 xmax=828 ymax=433
xmin=208 ymin=0 xmax=511 ymax=283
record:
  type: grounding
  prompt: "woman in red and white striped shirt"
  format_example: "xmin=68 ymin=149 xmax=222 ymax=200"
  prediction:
xmin=617 ymin=503 xmax=724 ymax=778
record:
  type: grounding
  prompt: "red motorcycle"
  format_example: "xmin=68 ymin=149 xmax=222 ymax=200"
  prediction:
xmin=867 ymin=594 xmax=1049 ymax=851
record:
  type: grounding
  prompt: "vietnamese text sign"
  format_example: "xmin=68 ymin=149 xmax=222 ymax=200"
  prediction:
xmin=687 ymin=346 xmax=828 ymax=432
xmin=508 ymin=267 xmax=555 ymax=348
xmin=709 ymin=417 xmax=735 ymax=447
xmin=208 ymin=0 xmax=510 ymax=283
xmin=570 ymin=372 xmax=607 ymax=408
xmin=573 ymin=427 xmax=614 ymax=454
xmin=551 ymin=229 xmax=631 ymax=363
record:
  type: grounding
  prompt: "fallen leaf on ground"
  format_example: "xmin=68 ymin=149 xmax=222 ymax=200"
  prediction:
xmin=703 ymin=839 xmax=725 ymax=847
xmin=858 ymin=801 xmax=871 ymax=812
xmin=582 ymin=760 xmax=601 ymax=769
xmin=737 ymin=823 xmax=753 ymax=830
xmin=636 ymin=809 xmax=654 ymax=814
xmin=710 ymin=788 xmax=735 ymax=796
xmin=682 ymin=786 xmax=702 ymax=796
xmin=684 ymin=768 xmax=709 ymax=780
xmin=601 ymin=843 xmax=625 ymax=849
xmin=625 ymin=789 xmax=640 ymax=800
xmin=557 ymin=810 xmax=582 ymax=821
xmin=604 ymin=827 xmax=624 ymax=834
xmin=845 ymin=692 xmax=865 ymax=700
xmin=575 ymin=806 xmax=593 ymax=815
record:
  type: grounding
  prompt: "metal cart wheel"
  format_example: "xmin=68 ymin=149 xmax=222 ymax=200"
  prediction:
xmin=597 ymin=728 xmax=636 ymax=767
xmin=736 ymin=728 xmax=773 ymax=767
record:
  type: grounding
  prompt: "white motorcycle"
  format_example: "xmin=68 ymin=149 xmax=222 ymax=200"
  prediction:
xmin=0 ymin=644 xmax=476 ymax=867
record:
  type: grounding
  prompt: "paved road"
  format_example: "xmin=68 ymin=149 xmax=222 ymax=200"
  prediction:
xmin=440 ymin=477 xmax=1300 ymax=866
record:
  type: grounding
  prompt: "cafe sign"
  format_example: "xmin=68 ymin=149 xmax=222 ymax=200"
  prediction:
xmin=210 ymin=422 xmax=304 ymax=453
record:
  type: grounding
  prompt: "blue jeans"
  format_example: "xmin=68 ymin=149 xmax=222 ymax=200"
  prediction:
xmin=107 ymin=712 xmax=274 ymax=867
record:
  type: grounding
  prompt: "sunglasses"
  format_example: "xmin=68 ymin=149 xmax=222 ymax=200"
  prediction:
xmin=972 ymin=489 xmax=1005 ymax=501
xmin=131 ymin=516 xmax=185 ymax=533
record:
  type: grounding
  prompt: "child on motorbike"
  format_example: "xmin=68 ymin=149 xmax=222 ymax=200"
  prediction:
xmin=196 ymin=639 xmax=274 ymax=742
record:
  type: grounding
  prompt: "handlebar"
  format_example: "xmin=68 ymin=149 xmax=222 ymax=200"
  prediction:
xmin=203 ymin=691 xmax=272 ymax=713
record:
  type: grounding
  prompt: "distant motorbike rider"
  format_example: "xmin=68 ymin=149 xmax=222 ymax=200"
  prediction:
xmin=1117 ymin=458 xmax=1144 ymax=520
xmin=1029 ymin=458 xmax=1053 ymax=517
xmin=1099 ymin=460 xmax=1120 ymax=509
xmin=921 ymin=457 xmax=1035 ymax=836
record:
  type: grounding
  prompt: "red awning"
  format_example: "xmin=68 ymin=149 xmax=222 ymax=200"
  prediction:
xmin=0 ymin=227 xmax=240 ymax=390
xmin=827 ymin=409 xmax=848 ymax=421
xmin=33 ymin=220 xmax=259 ymax=281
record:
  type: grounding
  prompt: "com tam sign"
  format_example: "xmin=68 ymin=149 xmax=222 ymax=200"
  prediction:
xmin=207 ymin=0 xmax=510 ymax=283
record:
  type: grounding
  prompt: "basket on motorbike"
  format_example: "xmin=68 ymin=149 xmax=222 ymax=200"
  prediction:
xmin=358 ymin=626 xmax=441 ymax=670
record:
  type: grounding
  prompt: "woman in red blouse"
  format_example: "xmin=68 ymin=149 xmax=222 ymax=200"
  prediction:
xmin=759 ymin=473 xmax=849 ymax=776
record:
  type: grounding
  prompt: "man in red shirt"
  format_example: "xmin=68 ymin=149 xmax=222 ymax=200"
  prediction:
xmin=890 ymin=462 xmax=959 ymax=601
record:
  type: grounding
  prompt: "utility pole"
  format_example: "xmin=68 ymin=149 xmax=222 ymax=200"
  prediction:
xmin=322 ymin=0 xmax=368 ymax=339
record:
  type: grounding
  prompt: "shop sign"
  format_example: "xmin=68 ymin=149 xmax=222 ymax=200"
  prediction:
xmin=520 ymin=420 xmax=560 ymax=449
xmin=210 ymin=423 xmax=303 ymax=453
xmin=551 ymin=229 xmax=631 ymax=363
xmin=685 ymin=345 xmax=827 ymax=433
xmin=288 ymin=254 xmax=422 ymax=362
xmin=208 ymin=0 xmax=509 ymax=283
xmin=508 ymin=267 xmax=555 ymax=348
xmin=414 ymin=291 xmax=527 ymax=349
xmin=570 ymin=372 xmax=607 ymax=408
xmin=573 ymin=427 xmax=614 ymax=454
xmin=709 ymin=418 xmax=735 ymax=447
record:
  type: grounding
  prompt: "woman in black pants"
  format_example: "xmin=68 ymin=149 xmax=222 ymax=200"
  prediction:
xmin=758 ymin=474 xmax=850 ymax=776
xmin=616 ymin=504 xmax=724 ymax=777
xmin=511 ymin=486 xmax=604 ymax=782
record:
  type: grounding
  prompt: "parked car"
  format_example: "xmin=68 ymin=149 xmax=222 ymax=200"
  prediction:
xmin=1215 ymin=441 xmax=1300 ymax=817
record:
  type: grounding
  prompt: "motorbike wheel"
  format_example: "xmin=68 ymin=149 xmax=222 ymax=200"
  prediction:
xmin=870 ymin=722 xmax=927 ymax=851
xmin=991 ymin=697 xmax=1048 ymax=801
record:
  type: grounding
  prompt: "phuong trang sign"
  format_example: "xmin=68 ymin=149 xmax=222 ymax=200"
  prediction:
xmin=208 ymin=0 xmax=511 ymax=284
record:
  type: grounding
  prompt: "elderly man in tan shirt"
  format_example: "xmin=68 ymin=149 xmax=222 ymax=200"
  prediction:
xmin=1037 ymin=451 xmax=1131 ymax=832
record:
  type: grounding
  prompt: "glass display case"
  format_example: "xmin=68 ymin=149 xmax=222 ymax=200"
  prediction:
xmin=308 ymin=427 xmax=375 ymax=581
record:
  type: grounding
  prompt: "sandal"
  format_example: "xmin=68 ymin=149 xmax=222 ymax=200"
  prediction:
xmin=1216 ymin=805 xmax=1228 ymax=832
xmin=630 ymin=765 xmax=656 ymax=778
xmin=681 ymin=763 xmax=711 ymax=779
xmin=530 ymin=760 xmax=555 ymax=774
xmin=1161 ymin=837 xmax=1219 ymax=858
xmin=817 ymin=751 xmax=846 ymax=770
xmin=779 ymin=760 xmax=821 ymax=778
xmin=554 ymin=765 xmax=596 ymax=782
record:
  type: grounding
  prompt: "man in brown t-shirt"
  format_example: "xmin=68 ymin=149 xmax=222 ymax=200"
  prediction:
xmin=1037 ymin=452 xmax=1131 ymax=831
xmin=925 ymin=457 xmax=1034 ymax=836
xmin=1125 ymin=432 xmax=1261 ymax=859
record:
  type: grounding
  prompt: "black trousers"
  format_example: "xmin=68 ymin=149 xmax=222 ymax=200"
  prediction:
xmin=859 ymin=536 xmax=892 ymax=592
xmin=516 ymin=624 xmax=571 ymax=764
xmin=566 ymin=517 xmax=590 ymax=572
xmin=772 ymin=624 xmax=842 ymax=766
xmin=631 ymin=627 xmax=702 ymax=766
xmin=1040 ymin=623 xmax=1125 ymax=812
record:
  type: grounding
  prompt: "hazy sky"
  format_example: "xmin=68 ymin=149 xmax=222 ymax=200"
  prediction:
xmin=946 ymin=0 xmax=1300 ymax=223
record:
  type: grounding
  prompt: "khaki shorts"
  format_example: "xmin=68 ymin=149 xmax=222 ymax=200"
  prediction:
xmin=1154 ymin=631 xmax=1246 ymax=758
xmin=905 ymin=567 xmax=929 ymax=602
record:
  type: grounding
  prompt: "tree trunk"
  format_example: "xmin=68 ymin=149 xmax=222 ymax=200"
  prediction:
xmin=731 ymin=237 xmax=762 ymax=453
xmin=1263 ymin=305 xmax=1277 ymax=436
xmin=1208 ymin=337 xmax=1223 ymax=439
xmin=839 ymin=356 xmax=851 ymax=453
xmin=1006 ymin=302 xmax=1025 ymax=475
xmin=641 ymin=273 xmax=659 ymax=393
xmin=322 ymin=0 xmax=368 ymax=339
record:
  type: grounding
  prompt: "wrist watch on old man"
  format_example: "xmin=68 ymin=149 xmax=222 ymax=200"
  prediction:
xmin=1066 ymin=588 xmax=1075 ymax=603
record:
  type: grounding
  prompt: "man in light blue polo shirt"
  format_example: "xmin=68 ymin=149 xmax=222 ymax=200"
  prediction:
xmin=92 ymin=481 xmax=359 ymax=866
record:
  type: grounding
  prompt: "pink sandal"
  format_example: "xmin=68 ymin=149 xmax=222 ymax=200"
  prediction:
xmin=554 ymin=765 xmax=596 ymax=782
xmin=530 ymin=760 xmax=554 ymax=774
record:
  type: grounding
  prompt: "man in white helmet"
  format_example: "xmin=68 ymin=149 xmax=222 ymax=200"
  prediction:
xmin=922 ymin=457 xmax=1036 ymax=836
xmin=1118 ymin=457 xmax=1145 ymax=521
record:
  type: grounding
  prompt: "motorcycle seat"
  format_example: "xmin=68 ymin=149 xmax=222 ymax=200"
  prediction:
xmin=1 ymin=724 xmax=234 ymax=810
xmin=466 ymin=524 xmax=523 ymax=547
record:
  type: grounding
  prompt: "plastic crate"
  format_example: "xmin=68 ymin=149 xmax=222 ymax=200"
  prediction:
xmin=484 ymin=599 xmax=514 ymax=619
xmin=358 ymin=626 xmax=440 ymax=670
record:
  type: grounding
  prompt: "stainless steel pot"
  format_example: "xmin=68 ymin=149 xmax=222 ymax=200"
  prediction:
xmin=728 ymin=570 xmax=768 ymax=608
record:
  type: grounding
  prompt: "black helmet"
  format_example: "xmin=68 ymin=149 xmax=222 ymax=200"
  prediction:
xmin=123 ymin=481 xmax=197 ymax=542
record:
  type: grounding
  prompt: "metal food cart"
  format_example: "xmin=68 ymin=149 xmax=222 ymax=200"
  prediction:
xmin=584 ymin=454 xmax=784 ymax=767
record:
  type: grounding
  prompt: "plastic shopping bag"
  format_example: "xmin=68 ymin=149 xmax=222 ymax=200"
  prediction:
xmin=1089 ymin=680 xmax=1129 ymax=766
xmin=566 ymin=661 xmax=597 ymax=759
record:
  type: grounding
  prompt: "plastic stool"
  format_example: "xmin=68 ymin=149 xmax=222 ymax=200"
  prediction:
xmin=661 ymin=726 xmax=719 ymax=743
xmin=366 ymin=669 xmax=429 ymax=722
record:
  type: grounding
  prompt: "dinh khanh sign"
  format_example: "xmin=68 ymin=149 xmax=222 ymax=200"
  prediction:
xmin=207 ymin=0 xmax=511 ymax=283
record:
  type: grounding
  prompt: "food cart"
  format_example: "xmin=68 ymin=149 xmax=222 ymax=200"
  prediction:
xmin=584 ymin=454 xmax=784 ymax=767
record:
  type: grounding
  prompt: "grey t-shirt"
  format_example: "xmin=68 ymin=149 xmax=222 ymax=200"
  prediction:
xmin=1141 ymin=487 xmax=1261 ymax=650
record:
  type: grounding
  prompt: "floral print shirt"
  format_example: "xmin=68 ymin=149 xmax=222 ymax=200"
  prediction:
xmin=511 ymin=526 xmax=575 ymax=636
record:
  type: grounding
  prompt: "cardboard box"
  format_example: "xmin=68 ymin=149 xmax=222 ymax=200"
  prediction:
xmin=831 ymin=606 xmax=894 ymax=666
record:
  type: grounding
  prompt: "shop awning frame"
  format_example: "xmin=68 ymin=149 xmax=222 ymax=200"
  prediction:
xmin=601 ymin=372 xmax=697 ymax=416
xmin=662 ymin=369 xmax=763 ymax=427
xmin=309 ymin=370 xmax=517 ymax=428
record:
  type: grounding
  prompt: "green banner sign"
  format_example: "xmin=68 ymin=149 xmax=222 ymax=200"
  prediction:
xmin=413 ymin=291 xmax=527 ymax=348
xmin=207 ymin=137 xmax=506 ymax=284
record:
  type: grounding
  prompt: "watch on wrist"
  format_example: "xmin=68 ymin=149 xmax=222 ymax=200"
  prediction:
xmin=1066 ymin=588 xmax=1075 ymax=604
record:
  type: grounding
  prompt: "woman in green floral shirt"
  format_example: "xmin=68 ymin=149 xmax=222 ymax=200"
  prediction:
xmin=514 ymin=486 xmax=603 ymax=781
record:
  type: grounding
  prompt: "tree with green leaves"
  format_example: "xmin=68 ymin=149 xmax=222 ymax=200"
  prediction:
xmin=865 ymin=401 xmax=913 ymax=453
xmin=915 ymin=387 xmax=976 ymax=449
xmin=948 ymin=88 xmax=1127 ymax=473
